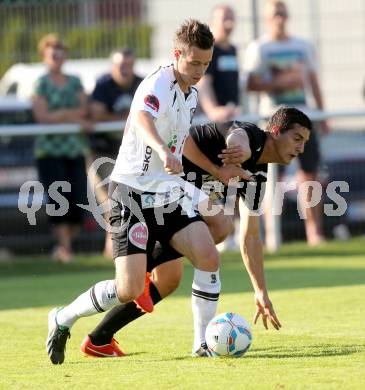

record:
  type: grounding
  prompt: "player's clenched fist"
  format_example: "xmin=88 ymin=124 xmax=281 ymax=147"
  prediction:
xmin=158 ymin=145 xmax=183 ymax=175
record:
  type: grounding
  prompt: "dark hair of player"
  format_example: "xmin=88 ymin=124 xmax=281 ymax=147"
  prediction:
xmin=267 ymin=106 xmax=312 ymax=134
xmin=174 ymin=19 xmax=215 ymax=52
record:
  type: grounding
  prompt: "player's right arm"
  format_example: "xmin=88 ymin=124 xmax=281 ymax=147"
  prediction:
xmin=238 ymin=199 xmax=282 ymax=330
xmin=135 ymin=110 xmax=182 ymax=175
xmin=131 ymin=69 xmax=183 ymax=174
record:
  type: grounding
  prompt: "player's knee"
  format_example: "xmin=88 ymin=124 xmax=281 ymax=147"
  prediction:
xmin=197 ymin=246 xmax=220 ymax=272
xmin=208 ymin=247 xmax=220 ymax=271
xmin=115 ymin=280 xmax=143 ymax=303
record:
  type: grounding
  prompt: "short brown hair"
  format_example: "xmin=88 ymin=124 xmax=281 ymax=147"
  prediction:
xmin=267 ymin=106 xmax=312 ymax=134
xmin=37 ymin=33 xmax=67 ymax=57
xmin=174 ymin=19 xmax=214 ymax=52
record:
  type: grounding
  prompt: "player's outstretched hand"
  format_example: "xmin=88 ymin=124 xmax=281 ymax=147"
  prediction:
xmin=253 ymin=292 xmax=282 ymax=330
xmin=218 ymin=145 xmax=247 ymax=165
xmin=158 ymin=146 xmax=183 ymax=175
xmin=216 ymin=165 xmax=252 ymax=185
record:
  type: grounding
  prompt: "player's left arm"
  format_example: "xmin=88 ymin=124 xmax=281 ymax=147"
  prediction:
xmin=183 ymin=135 xmax=251 ymax=185
xmin=238 ymin=198 xmax=282 ymax=330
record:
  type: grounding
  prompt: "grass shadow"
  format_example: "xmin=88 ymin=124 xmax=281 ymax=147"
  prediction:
xmin=248 ymin=344 xmax=365 ymax=359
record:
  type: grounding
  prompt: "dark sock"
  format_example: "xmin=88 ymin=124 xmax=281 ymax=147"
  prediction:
xmin=89 ymin=281 xmax=162 ymax=346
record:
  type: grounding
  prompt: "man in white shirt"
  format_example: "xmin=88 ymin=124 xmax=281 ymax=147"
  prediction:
xmin=46 ymin=19 xmax=246 ymax=364
xmin=245 ymin=0 xmax=329 ymax=245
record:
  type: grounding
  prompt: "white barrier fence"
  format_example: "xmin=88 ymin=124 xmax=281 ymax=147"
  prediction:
xmin=1 ymin=109 xmax=365 ymax=136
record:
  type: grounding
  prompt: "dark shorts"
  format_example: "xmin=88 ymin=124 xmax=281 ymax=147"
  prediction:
xmin=37 ymin=157 xmax=87 ymax=225
xmin=108 ymin=181 xmax=203 ymax=270
xmin=297 ymin=126 xmax=321 ymax=173
xmin=147 ymin=242 xmax=183 ymax=273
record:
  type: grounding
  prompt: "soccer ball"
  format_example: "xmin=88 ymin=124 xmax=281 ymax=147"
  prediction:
xmin=205 ymin=312 xmax=253 ymax=357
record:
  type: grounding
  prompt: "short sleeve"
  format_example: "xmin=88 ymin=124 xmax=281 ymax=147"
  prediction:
xmin=304 ymin=40 xmax=318 ymax=72
xmin=244 ymin=41 xmax=264 ymax=75
xmin=33 ymin=76 xmax=47 ymax=97
xmin=91 ymin=78 xmax=109 ymax=104
xmin=131 ymin=71 xmax=169 ymax=119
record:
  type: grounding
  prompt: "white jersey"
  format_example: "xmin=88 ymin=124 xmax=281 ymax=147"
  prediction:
xmin=111 ymin=64 xmax=198 ymax=193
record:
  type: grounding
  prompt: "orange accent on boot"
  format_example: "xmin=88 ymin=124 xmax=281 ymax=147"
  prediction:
xmin=80 ymin=335 xmax=125 ymax=358
xmin=134 ymin=272 xmax=154 ymax=313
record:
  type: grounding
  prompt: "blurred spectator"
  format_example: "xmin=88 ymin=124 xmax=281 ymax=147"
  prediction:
xmin=32 ymin=33 xmax=92 ymax=263
xmin=89 ymin=48 xmax=143 ymax=155
xmin=89 ymin=48 xmax=143 ymax=257
xmin=245 ymin=0 xmax=329 ymax=246
xmin=198 ymin=4 xmax=241 ymax=122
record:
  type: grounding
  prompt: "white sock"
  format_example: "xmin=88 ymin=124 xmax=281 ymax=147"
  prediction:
xmin=56 ymin=279 xmax=120 ymax=329
xmin=191 ymin=269 xmax=221 ymax=351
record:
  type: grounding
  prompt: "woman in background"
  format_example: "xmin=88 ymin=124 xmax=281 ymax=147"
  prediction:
xmin=32 ymin=33 xmax=92 ymax=263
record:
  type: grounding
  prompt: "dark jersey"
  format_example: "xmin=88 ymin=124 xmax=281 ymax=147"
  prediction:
xmin=183 ymin=121 xmax=268 ymax=212
xmin=205 ymin=44 xmax=239 ymax=105
xmin=92 ymin=73 xmax=143 ymax=115
xmin=90 ymin=73 xmax=143 ymax=155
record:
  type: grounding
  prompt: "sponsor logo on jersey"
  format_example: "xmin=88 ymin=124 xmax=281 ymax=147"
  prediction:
xmin=144 ymin=94 xmax=160 ymax=112
xmin=142 ymin=146 xmax=153 ymax=175
xmin=168 ymin=134 xmax=178 ymax=153
xmin=128 ymin=222 xmax=148 ymax=249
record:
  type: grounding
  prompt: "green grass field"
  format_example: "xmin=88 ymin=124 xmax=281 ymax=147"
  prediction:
xmin=1 ymin=239 xmax=365 ymax=390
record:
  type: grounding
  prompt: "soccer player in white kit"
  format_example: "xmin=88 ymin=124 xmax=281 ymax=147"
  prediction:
xmin=46 ymin=19 xmax=226 ymax=364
